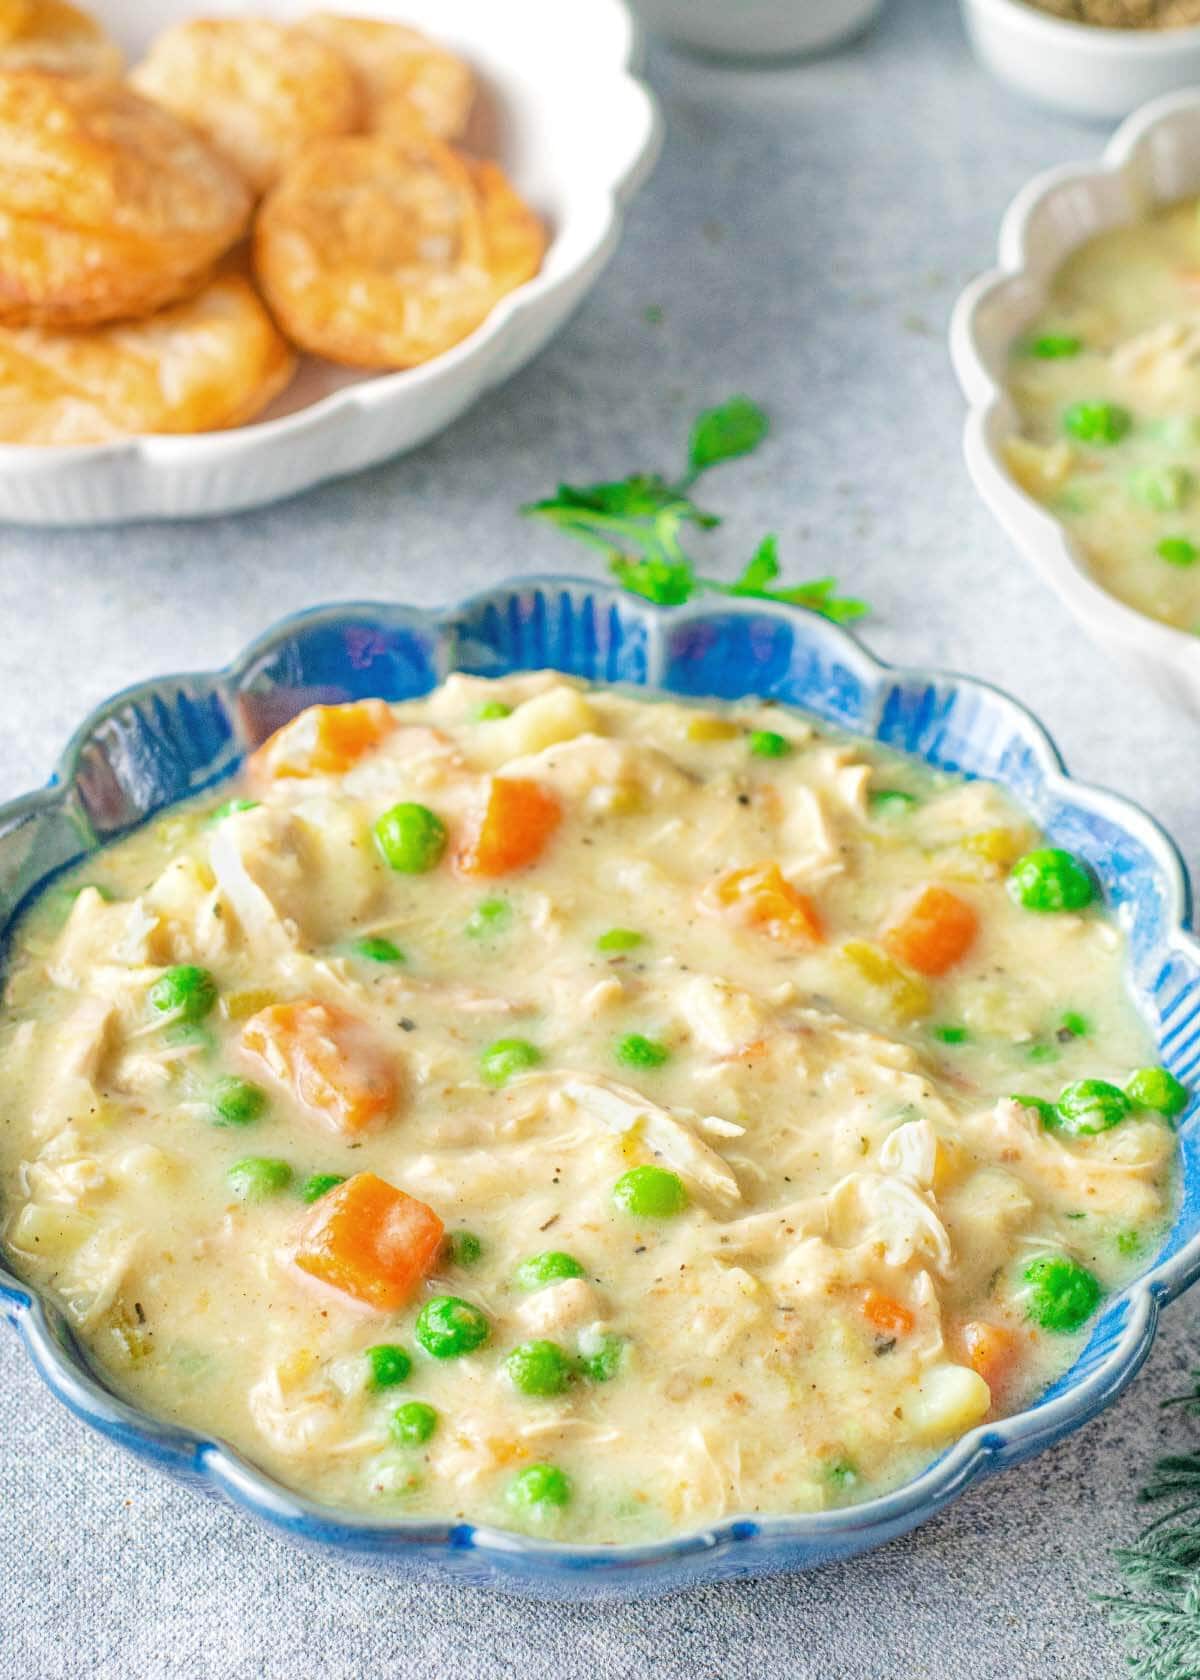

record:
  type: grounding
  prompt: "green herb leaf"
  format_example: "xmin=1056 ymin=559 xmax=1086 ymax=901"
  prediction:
xmin=686 ymin=395 xmax=770 ymax=480
xmin=521 ymin=405 xmax=868 ymax=628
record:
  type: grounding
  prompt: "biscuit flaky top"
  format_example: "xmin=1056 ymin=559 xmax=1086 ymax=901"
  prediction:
xmin=298 ymin=14 xmax=474 ymax=142
xmin=254 ymin=131 xmax=543 ymax=370
xmin=129 ymin=18 xmax=361 ymax=195
xmin=0 ymin=0 xmax=122 ymax=81
xmin=0 ymin=72 xmax=252 ymax=326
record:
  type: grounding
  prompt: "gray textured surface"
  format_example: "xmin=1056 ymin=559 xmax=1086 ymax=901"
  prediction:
xmin=1 ymin=2 xmax=1196 ymax=1675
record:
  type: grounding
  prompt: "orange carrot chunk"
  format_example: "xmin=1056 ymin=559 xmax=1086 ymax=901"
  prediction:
xmin=248 ymin=699 xmax=395 ymax=782
xmin=960 ymin=1320 xmax=1019 ymax=1391
xmin=883 ymin=884 xmax=978 ymax=977
xmin=457 ymin=776 xmax=561 ymax=877
xmin=240 ymin=1000 xmax=399 ymax=1136
xmin=292 ymin=1171 xmax=444 ymax=1311
xmin=861 ymin=1288 xmax=915 ymax=1338
xmin=711 ymin=862 xmax=823 ymax=944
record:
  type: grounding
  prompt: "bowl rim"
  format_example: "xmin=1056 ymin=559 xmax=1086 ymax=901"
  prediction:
xmin=0 ymin=0 xmax=661 ymax=468
xmin=4 ymin=575 xmax=1200 ymax=1584
xmin=950 ymin=88 xmax=1200 ymax=679
xmin=961 ymin=0 xmax=1200 ymax=51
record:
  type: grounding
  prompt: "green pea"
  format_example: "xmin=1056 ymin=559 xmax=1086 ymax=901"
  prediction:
xmin=473 ymin=700 xmax=512 ymax=721
xmin=596 ymin=928 xmax=645 ymax=953
xmin=615 ymin=1033 xmax=669 ymax=1070
xmin=448 ymin=1230 xmax=483 ymax=1267
xmin=209 ymin=797 xmax=259 ymax=824
xmin=507 ymin=1463 xmax=571 ymax=1515
xmin=577 ymin=1331 xmax=625 ymax=1384
xmin=1116 ymin=1229 xmax=1142 ymax=1258
xmin=373 ymin=803 xmax=447 ymax=873
xmin=1055 ymin=1079 xmax=1130 ymax=1136
xmin=300 ymin=1173 xmax=345 ymax=1203
xmin=1129 ymin=465 xmax=1193 ymax=512
xmin=414 ymin=1295 xmax=489 ymax=1359
xmin=504 ymin=1339 xmax=575 ymax=1397
xmin=390 ymin=1401 xmax=438 ymax=1445
xmin=931 ymin=1025 xmax=968 ymax=1045
xmin=480 ymin=1038 xmax=541 ymax=1087
xmin=868 ymin=789 xmax=918 ymax=819
xmin=1028 ymin=334 xmax=1083 ymax=359
xmin=227 ymin=1156 xmax=291 ymax=1201
xmin=365 ymin=1344 xmax=411 ymax=1389
xmin=1058 ymin=1011 xmax=1089 ymax=1040
xmin=150 ymin=964 xmax=218 ymax=1023
xmin=612 ymin=1165 xmax=688 ymax=1219
xmin=515 ymin=1251 xmax=585 ymax=1291
xmin=211 ymin=1076 xmax=267 ymax=1127
xmin=1011 ymin=1094 xmax=1057 ymax=1129
xmin=1063 ymin=401 xmax=1132 ymax=446
xmin=748 ymin=729 xmax=789 ymax=758
xmin=1007 ymin=847 xmax=1095 ymax=913
xmin=1126 ymin=1066 xmax=1189 ymax=1119
xmin=466 ymin=898 xmax=511 ymax=939
xmin=1157 ymin=536 xmax=1198 ymax=566
xmin=1022 ymin=1255 xmax=1101 ymax=1333
xmin=352 ymin=935 xmax=405 ymax=963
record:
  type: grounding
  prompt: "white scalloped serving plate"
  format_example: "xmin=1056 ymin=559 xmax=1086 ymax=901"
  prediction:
xmin=0 ymin=0 xmax=660 ymax=526
xmin=950 ymin=90 xmax=1200 ymax=712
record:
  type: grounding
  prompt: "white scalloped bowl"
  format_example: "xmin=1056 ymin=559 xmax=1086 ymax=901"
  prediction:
xmin=951 ymin=90 xmax=1200 ymax=713
xmin=0 ymin=0 xmax=660 ymax=526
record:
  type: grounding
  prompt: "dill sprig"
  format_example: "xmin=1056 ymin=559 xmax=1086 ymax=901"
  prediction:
xmin=1098 ymin=1370 xmax=1200 ymax=1678
xmin=521 ymin=397 xmax=869 ymax=626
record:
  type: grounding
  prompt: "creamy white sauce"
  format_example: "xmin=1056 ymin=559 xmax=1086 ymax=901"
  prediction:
xmin=1005 ymin=197 xmax=1200 ymax=633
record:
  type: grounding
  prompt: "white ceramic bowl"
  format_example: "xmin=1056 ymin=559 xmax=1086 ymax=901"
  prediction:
xmin=960 ymin=0 xmax=1200 ymax=122
xmin=0 ymin=0 xmax=660 ymax=526
xmin=628 ymin=0 xmax=883 ymax=59
xmin=951 ymin=90 xmax=1200 ymax=712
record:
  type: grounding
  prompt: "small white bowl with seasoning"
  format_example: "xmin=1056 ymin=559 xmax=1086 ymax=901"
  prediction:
xmin=960 ymin=0 xmax=1200 ymax=121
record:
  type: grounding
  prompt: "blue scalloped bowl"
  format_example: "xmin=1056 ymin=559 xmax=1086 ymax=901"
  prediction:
xmin=4 ymin=577 xmax=1200 ymax=1598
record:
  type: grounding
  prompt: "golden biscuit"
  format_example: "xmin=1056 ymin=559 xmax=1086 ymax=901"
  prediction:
xmin=299 ymin=13 xmax=473 ymax=140
xmin=0 ymin=73 xmax=251 ymax=327
xmin=0 ymin=269 xmax=296 ymax=444
xmin=130 ymin=19 xmax=360 ymax=194
xmin=254 ymin=134 xmax=545 ymax=368
xmin=0 ymin=0 xmax=122 ymax=80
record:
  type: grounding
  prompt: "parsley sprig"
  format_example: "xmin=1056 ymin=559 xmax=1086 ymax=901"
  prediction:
xmin=521 ymin=397 xmax=868 ymax=625
xmin=1099 ymin=1369 xmax=1200 ymax=1679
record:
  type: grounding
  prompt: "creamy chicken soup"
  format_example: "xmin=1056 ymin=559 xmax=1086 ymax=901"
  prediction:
xmin=0 ymin=675 xmax=1180 ymax=1541
xmin=1005 ymin=198 xmax=1200 ymax=634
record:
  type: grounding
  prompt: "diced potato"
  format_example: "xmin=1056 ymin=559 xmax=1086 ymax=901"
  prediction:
xmin=840 ymin=940 xmax=931 ymax=1023
xmin=1002 ymin=436 xmax=1075 ymax=498
xmin=468 ymin=684 xmax=597 ymax=770
xmin=686 ymin=714 xmax=740 ymax=743
xmin=908 ymin=1363 xmax=991 ymax=1442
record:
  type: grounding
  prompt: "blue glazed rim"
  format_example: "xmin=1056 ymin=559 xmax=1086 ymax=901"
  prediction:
xmin=4 ymin=575 xmax=1200 ymax=1597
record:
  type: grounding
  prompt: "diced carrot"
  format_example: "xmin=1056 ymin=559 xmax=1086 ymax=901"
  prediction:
xmin=861 ymin=1288 xmax=915 ymax=1338
xmin=710 ymin=863 xmax=823 ymax=944
xmin=883 ymin=884 xmax=978 ymax=977
xmin=240 ymin=1000 xmax=399 ymax=1135
xmin=248 ymin=699 xmax=395 ymax=783
xmin=959 ymin=1320 xmax=1019 ymax=1391
xmin=292 ymin=1171 xmax=444 ymax=1311
xmin=457 ymin=776 xmax=561 ymax=877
